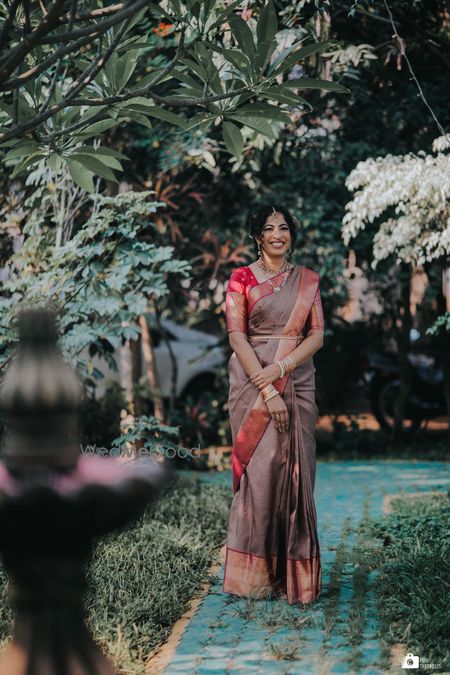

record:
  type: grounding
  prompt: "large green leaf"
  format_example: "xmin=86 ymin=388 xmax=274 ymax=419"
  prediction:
xmin=66 ymin=158 xmax=96 ymax=192
xmin=121 ymin=111 xmax=153 ymax=128
xmin=255 ymin=38 xmax=277 ymax=73
xmin=261 ymin=85 xmax=311 ymax=107
xmin=229 ymin=15 xmax=255 ymax=64
xmin=257 ymin=1 xmax=277 ymax=46
xmin=143 ymin=107 xmax=188 ymax=128
xmin=269 ymin=40 xmax=331 ymax=78
xmin=4 ymin=141 xmax=40 ymax=161
xmin=75 ymin=118 xmax=120 ymax=139
xmin=69 ymin=147 xmax=124 ymax=171
xmin=206 ymin=0 xmax=244 ymax=34
xmin=220 ymin=48 xmax=251 ymax=72
xmin=284 ymin=78 xmax=351 ymax=93
xmin=227 ymin=114 xmax=275 ymax=138
xmin=68 ymin=152 xmax=119 ymax=182
xmin=229 ymin=102 xmax=291 ymax=123
xmin=116 ymin=51 xmax=141 ymax=92
xmin=222 ymin=121 xmax=244 ymax=159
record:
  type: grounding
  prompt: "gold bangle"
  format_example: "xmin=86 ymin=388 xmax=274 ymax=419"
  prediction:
xmin=264 ymin=390 xmax=279 ymax=402
xmin=283 ymin=355 xmax=296 ymax=372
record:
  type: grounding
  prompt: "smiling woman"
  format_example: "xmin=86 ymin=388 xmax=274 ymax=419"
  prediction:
xmin=222 ymin=203 xmax=325 ymax=605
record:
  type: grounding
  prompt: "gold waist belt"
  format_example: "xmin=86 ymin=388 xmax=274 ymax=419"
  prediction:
xmin=249 ymin=335 xmax=304 ymax=340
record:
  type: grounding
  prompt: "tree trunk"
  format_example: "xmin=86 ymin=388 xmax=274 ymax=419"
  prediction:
xmin=392 ymin=263 xmax=413 ymax=439
xmin=129 ymin=335 xmax=144 ymax=455
xmin=139 ymin=314 xmax=165 ymax=422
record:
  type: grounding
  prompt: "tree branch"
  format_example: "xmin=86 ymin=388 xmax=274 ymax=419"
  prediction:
xmin=40 ymin=0 xmax=148 ymax=44
xmin=0 ymin=0 xmax=22 ymax=50
xmin=0 ymin=0 xmax=149 ymax=91
xmin=0 ymin=0 xmax=67 ymax=81
xmin=43 ymin=29 xmax=188 ymax=140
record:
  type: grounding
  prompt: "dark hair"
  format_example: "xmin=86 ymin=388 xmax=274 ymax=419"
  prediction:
xmin=246 ymin=203 xmax=298 ymax=257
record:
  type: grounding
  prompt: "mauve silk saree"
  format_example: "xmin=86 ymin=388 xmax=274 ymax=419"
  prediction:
xmin=222 ymin=264 xmax=324 ymax=605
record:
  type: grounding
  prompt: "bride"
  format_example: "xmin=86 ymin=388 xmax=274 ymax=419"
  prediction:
xmin=222 ymin=203 xmax=324 ymax=605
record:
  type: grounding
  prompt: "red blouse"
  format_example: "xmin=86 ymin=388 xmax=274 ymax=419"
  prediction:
xmin=225 ymin=265 xmax=325 ymax=336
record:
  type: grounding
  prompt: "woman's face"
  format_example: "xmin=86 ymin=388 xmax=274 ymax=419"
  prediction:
xmin=258 ymin=212 xmax=292 ymax=258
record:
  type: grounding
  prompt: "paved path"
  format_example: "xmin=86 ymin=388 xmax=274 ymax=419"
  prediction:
xmin=163 ymin=461 xmax=449 ymax=674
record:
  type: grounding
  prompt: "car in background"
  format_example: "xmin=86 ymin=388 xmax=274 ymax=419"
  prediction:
xmin=80 ymin=315 xmax=226 ymax=412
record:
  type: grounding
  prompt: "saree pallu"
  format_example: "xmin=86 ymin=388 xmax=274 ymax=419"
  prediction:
xmin=222 ymin=265 xmax=323 ymax=605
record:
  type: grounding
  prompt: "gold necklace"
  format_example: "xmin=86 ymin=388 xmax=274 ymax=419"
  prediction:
xmin=257 ymin=256 xmax=290 ymax=277
xmin=257 ymin=258 xmax=293 ymax=293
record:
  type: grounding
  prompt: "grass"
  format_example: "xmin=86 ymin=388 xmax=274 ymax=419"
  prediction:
xmin=357 ymin=491 xmax=450 ymax=671
xmin=0 ymin=474 xmax=232 ymax=675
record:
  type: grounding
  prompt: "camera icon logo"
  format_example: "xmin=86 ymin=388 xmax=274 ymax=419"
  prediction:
xmin=402 ymin=653 xmax=420 ymax=669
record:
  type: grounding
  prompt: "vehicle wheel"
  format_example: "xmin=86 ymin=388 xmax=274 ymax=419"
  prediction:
xmin=370 ymin=376 xmax=423 ymax=432
xmin=175 ymin=377 xmax=224 ymax=450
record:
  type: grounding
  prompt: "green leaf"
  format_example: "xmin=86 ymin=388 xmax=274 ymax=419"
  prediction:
xmin=180 ymin=56 xmax=209 ymax=82
xmin=47 ymin=153 xmax=63 ymax=172
xmin=117 ymin=51 xmax=140 ymax=91
xmin=206 ymin=0 xmax=243 ymax=34
xmin=227 ymin=114 xmax=275 ymax=138
xmin=69 ymin=153 xmax=119 ymax=182
xmin=144 ymin=107 xmax=187 ymax=128
xmin=229 ymin=103 xmax=291 ymax=123
xmin=182 ymin=112 xmax=216 ymax=133
xmin=122 ymin=6 xmax=147 ymax=36
xmin=74 ymin=145 xmax=129 ymax=162
xmin=269 ymin=40 xmax=331 ymax=78
xmin=121 ymin=111 xmax=153 ymax=128
xmin=221 ymin=48 xmax=250 ymax=72
xmin=255 ymin=38 xmax=277 ymax=73
xmin=75 ymin=118 xmax=119 ymax=139
xmin=222 ymin=121 xmax=244 ymax=159
xmin=257 ymin=1 xmax=277 ymax=46
xmin=261 ymin=85 xmax=311 ymax=107
xmin=10 ymin=152 xmax=46 ymax=178
xmin=66 ymin=158 xmax=96 ymax=192
xmin=69 ymin=148 xmax=123 ymax=172
xmin=229 ymin=15 xmax=255 ymax=61
xmin=284 ymin=78 xmax=351 ymax=93
xmin=4 ymin=141 xmax=40 ymax=161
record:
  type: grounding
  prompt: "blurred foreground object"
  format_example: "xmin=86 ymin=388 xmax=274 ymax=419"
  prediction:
xmin=0 ymin=307 xmax=177 ymax=675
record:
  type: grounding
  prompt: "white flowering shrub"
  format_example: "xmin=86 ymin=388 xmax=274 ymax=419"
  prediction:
xmin=341 ymin=134 xmax=450 ymax=268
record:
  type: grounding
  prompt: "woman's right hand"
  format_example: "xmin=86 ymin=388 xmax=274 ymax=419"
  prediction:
xmin=265 ymin=394 xmax=289 ymax=433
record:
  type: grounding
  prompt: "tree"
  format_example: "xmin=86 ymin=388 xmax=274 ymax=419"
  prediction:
xmin=0 ymin=0 xmax=349 ymax=189
xmin=342 ymin=135 xmax=450 ymax=433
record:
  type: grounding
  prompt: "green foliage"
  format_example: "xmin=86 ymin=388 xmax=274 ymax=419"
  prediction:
xmin=367 ymin=494 xmax=450 ymax=668
xmin=111 ymin=414 xmax=182 ymax=457
xmin=0 ymin=1 xmax=350 ymax=187
xmin=0 ymin=191 xmax=191 ymax=382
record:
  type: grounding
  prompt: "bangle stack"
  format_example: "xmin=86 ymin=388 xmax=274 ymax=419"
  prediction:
xmin=275 ymin=355 xmax=296 ymax=378
xmin=261 ymin=384 xmax=279 ymax=402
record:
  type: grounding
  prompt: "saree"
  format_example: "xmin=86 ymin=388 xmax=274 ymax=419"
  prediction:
xmin=222 ymin=264 xmax=324 ymax=605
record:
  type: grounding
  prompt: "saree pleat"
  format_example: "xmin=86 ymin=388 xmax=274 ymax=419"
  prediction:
xmin=223 ymin=265 xmax=323 ymax=605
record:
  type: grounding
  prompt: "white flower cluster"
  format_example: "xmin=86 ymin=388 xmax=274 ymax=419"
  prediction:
xmin=342 ymin=138 xmax=450 ymax=268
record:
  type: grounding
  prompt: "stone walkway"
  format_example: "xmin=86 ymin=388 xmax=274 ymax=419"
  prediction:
xmin=162 ymin=461 xmax=449 ymax=674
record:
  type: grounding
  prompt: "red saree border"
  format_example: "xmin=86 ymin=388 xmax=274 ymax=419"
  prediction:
xmin=223 ymin=546 xmax=322 ymax=605
xmin=225 ymin=545 xmax=319 ymax=562
xmin=231 ymin=266 xmax=320 ymax=494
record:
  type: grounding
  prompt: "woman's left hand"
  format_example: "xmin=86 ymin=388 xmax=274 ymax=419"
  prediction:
xmin=250 ymin=363 xmax=282 ymax=390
